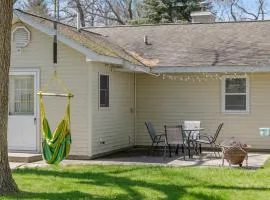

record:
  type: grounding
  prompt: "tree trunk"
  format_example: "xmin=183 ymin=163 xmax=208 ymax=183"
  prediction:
xmin=127 ymin=0 xmax=133 ymax=20
xmin=74 ymin=0 xmax=86 ymax=27
xmin=0 ymin=0 xmax=19 ymax=194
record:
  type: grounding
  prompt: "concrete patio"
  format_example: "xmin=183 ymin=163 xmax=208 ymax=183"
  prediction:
xmin=9 ymin=148 xmax=270 ymax=169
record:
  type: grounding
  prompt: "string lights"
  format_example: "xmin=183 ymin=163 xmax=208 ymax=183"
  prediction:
xmin=160 ymin=72 xmax=249 ymax=82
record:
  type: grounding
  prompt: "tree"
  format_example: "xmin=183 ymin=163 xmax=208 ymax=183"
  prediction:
xmin=74 ymin=0 xmax=86 ymax=27
xmin=60 ymin=0 xmax=141 ymax=26
xmin=212 ymin=0 xmax=269 ymax=21
xmin=140 ymin=0 xmax=169 ymax=23
xmin=23 ymin=0 xmax=49 ymax=17
xmin=141 ymin=0 xmax=203 ymax=23
xmin=0 ymin=0 xmax=19 ymax=194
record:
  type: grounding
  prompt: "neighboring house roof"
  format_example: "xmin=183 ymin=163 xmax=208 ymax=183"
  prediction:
xmin=87 ymin=21 xmax=270 ymax=68
xmin=13 ymin=9 xmax=151 ymax=73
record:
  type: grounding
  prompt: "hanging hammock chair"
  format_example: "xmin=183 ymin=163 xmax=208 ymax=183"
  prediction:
xmin=38 ymin=71 xmax=74 ymax=164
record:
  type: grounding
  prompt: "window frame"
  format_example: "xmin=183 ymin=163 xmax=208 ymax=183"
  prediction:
xmin=98 ymin=73 xmax=110 ymax=109
xmin=9 ymin=75 xmax=35 ymax=115
xmin=221 ymin=76 xmax=249 ymax=114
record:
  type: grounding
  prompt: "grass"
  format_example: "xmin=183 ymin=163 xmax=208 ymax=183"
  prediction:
xmin=1 ymin=161 xmax=270 ymax=200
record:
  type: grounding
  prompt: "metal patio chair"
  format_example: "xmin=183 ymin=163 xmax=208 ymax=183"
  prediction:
xmin=164 ymin=125 xmax=187 ymax=160
xmin=145 ymin=121 xmax=165 ymax=155
xmin=195 ymin=123 xmax=224 ymax=157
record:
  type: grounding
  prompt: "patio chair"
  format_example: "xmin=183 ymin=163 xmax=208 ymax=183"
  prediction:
xmin=164 ymin=125 xmax=187 ymax=160
xmin=195 ymin=123 xmax=224 ymax=158
xmin=145 ymin=121 xmax=165 ymax=155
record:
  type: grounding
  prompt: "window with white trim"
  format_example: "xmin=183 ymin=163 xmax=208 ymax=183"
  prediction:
xmin=222 ymin=77 xmax=249 ymax=113
xmin=99 ymin=74 xmax=109 ymax=107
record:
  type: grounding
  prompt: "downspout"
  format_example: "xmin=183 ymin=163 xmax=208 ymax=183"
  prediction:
xmin=134 ymin=72 xmax=137 ymax=147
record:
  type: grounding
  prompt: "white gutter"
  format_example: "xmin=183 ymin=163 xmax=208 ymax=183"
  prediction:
xmin=123 ymin=61 xmax=152 ymax=74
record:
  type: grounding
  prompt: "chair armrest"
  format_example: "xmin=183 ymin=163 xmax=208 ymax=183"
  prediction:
xmin=155 ymin=133 xmax=166 ymax=138
xmin=157 ymin=132 xmax=165 ymax=136
xmin=153 ymin=134 xmax=165 ymax=141
xmin=198 ymin=135 xmax=213 ymax=142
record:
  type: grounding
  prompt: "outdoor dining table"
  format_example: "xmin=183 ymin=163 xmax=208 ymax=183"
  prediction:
xmin=182 ymin=128 xmax=205 ymax=158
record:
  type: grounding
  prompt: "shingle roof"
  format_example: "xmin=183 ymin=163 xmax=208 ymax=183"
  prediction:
xmin=87 ymin=21 xmax=270 ymax=67
xmin=14 ymin=10 xmax=145 ymax=66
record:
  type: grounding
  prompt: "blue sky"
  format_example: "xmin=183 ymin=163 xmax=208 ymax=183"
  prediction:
xmin=15 ymin=0 xmax=270 ymax=21
xmin=210 ymin=0 xmax=270 ymax=20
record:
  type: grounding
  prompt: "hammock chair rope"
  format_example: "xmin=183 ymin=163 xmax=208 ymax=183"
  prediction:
xmin=41 ymin=70 xmax=72 ymax=95
xmin=38 ymin=70 xmax=73 ymax=164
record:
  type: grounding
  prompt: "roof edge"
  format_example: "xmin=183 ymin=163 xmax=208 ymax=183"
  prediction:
xmin=83 ymin=19 xmax=270 ymax=29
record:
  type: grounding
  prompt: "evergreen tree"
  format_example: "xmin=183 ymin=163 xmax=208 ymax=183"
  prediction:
xmin=23 ymin=0 xmax=49 ymax=17
xmin=142 ymin=0 xmax=169 ymax=23
xmin=142 ymin=0 xmax=205 ymax=23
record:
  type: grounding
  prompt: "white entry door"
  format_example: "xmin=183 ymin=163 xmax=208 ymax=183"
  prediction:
xmin=8 ymin=71 xmax=39 ymax=151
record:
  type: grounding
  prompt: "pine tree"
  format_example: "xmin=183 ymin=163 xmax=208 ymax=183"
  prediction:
xmin=142 ymin=0 xmax=170 ymax=23
xmin=142 ymin=0 xmax=204 ymax=23
xmin=23 ymin=0 xmax=49 ymax=17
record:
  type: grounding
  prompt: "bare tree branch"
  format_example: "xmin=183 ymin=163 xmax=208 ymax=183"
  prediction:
xmin=230 ymin=0 xmax=237 ymax=21
xmin=235 ymin=2 xmax=258 ymax=19
xmin=105 ymin=0 xmax=125 ymax=24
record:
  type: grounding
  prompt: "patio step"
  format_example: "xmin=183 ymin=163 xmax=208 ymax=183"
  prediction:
xmin=8 ymin=153 xmax=42 ymax=163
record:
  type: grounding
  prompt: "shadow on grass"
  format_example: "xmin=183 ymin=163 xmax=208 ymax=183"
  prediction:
xmin=10 ymin=167 xmax=269 ymax=200
xmin=208 ymin=185 xmax=270 ymax=191
xmin=3 ymin=191 xmax=91 ymax=200
xmin=4 ymin=191 xmax=166 ymax=200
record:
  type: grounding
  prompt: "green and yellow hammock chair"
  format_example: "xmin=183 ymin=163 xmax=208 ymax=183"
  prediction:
xmin=38 ymin=72 xmax=74 ymax=164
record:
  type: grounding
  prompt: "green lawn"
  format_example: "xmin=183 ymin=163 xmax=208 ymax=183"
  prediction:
xmin=1 ymin=161 xmax=270 ymax=200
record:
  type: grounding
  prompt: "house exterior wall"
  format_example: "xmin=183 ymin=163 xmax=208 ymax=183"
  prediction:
xmin=10 ymin=23 xmax=90 ymax=156
xmin=136 ymin=73 xmax=270 ymax=150
xmin=88 ymin=63 xmax=135 ymax=156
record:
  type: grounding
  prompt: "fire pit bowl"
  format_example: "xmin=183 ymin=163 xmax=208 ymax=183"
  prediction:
xmin=220 ymin=138 xmax=250 ymax=167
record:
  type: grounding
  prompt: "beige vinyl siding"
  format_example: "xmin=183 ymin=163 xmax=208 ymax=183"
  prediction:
xmin=136 ymin=73 xmax=270 ymax=150
xmin=89 ymin=63 xmax=135 ymax=155
xmin=10 ymin=24 xmax=89 ymax=155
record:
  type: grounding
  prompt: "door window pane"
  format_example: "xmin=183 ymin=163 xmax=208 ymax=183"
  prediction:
xmin=9 ymin=75 xmax=34 ymax=115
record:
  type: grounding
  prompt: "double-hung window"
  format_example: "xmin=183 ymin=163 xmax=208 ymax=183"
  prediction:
xmin=99 ymin=74 xmax=109 ymax=108
xmin=222 ymin=77 xmax=249 ymax=113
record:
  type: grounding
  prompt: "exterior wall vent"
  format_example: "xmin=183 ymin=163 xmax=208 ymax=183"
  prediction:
xmin=12 ymin=26 xmax=31 ymax=50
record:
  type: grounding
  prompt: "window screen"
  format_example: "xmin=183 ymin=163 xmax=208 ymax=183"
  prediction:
xmin=99 ymin=74 xmax=109 ymax=107
xmin=224 ymin=78 xmax=247 ymax=112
